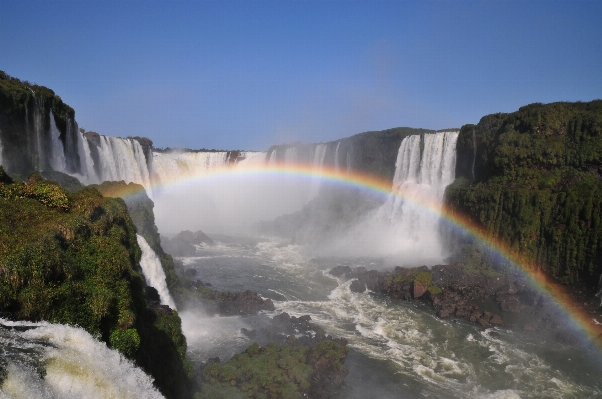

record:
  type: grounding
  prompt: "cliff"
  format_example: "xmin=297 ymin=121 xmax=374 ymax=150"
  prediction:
xmin=0 ymin=170 xmax=192 ymax=398
xmin=267 ymin=126 xmax=436 ymax=182
xmin=446 ymin=100 xmax=602 ymax=289
xmin=0 ymin=71 xmax=82 ymax=176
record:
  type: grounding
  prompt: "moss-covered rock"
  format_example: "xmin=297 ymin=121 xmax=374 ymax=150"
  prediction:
xmin=196 ymin=339 xmax=348 ymax=399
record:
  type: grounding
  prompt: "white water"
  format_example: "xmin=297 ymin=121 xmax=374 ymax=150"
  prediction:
xmin=179 ymin=235 xmax=602 ymax=399
xmin=74 ymin=131 xmax=98 ymax=184
xmin=320 ymin=131 xmax=459 ymax=263
xmin=92 ymin=136 xmax=152 ymax=189
xmin=136 ymin=234 xmax=176 ymax=309
xmin=237 ymin=151 xmax=267 ymax=166
xmin=308 ymin=143 xmax=328 ymax=199
xmin=152 ymin=151 xmax=229 ymax=187
xmin=0 ymin=319 xmax=164 ymax=399
xmin=48 ymin=113 xmax=67 ymax=173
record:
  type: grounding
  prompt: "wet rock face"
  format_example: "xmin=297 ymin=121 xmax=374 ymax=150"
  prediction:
xmin=218 ymin=290 xmax=275 ymax=316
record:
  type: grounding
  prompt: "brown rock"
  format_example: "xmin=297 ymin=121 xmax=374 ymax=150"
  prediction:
xmin=413 ymin=284 xmax=428 ymax=299
xmin=490 ymin=314 xmax=504 ymax=325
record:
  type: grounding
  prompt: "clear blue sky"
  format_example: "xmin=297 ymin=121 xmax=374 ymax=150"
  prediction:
xmin=1 ymin=0 xmax=601 ymax=150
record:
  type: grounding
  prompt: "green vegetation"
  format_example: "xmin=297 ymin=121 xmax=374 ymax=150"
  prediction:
xmin=196 ymin=340 xmax=348 ymax=399
xmin=0 ymin=170 xmax=191 ymax=398
xmin=456 ymin=245 xmax=502 ymax=277
xmin=427 ymin=285 xmax=442 ymax=296
xmin=447 ymin=101 xmax=602 ymax=289
xmin=384 ymin=269 xmax=433 ymax=288
xmin=93 ymin=181 xmax=179 ymax=291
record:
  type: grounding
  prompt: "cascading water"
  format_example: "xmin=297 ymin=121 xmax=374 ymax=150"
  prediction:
xmin=372 ymin=131 xmax=458 ymax=261
xmin=324 ymin=131 xmax=459 ymax=262
xmin=74 ymin=130 xmax=98 ymax=184
xmin=48 ymin=112 xmax=67 ymax=173
xmin=334 ymin=142 xmax=341 ymax=173
xmin=152 ymin=151 xmax=229 ymax=186
xmin=136 ymin=234 xmax=177 ymax=310
xmin=0 ymin=319 xmax=164 ymax=399
xmin=91 ymin=136 xmax=153 ymax=189
xmin=596 ymin=274 xmax=602 ymax=306
xmin=308 ymin=143 xmax=328 ymax=199
xmin=236 ymin=151 xmax=267 ymax=166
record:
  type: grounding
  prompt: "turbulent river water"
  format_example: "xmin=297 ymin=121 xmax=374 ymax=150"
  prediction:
xmin=179 ymin=234 xmax=602 ymax=399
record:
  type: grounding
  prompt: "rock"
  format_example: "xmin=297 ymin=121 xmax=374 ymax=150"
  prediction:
xmin=349 ymin=280 xmax=365 ymax=293
xmin=329 ymin=266 xmax=352 ymax=277
xmin=218 ymin=290 xmax=275 ymax=316
xmin=184 ymin=268 xmax=197 ymax=277
xmin=490 ymin=314 xmax=504 ymax=325
xmin=413 ymin=284 xmax=428 ymax=299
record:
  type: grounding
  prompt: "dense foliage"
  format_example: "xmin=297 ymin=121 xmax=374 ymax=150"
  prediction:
xmin=0 ymin=171 xmax=191 ymax=398
xmin=446 ymin=101 xmax=602 ymax=289
xmin=196 ymin=340 xmax=348 ymax=399
xmin=93 ymin=181 xmax=180 ymax=291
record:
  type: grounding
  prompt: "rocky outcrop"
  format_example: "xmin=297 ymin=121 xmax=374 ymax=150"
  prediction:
xmin=330 ymin=264 xmax=574 ymax=330
xmin=161 ymin=230 xmax=215 ymax=257
xmin=197 ymin=313 xmax=348 ymax=399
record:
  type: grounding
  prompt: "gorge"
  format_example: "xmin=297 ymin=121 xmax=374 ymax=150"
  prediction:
xmin=1 ymin=72 xmax=602 ymax=398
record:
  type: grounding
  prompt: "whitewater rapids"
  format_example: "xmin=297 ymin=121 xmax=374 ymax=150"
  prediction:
xmin=0 ymin=320 xmax=164 ymax=399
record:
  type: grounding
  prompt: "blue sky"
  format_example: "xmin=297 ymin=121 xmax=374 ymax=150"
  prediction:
xmin=1 ymin=0 xmax=601 ymax=150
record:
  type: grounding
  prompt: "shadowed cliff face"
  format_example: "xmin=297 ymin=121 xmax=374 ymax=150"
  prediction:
xmin=0 ymin=71 xmax=82 ymax=176
xmin=446 ymin=100 xmax=602 ymax=289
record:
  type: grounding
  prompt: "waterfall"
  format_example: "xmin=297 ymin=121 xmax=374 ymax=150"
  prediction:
xmin=284 ymin=147 xmax=298 ymax=165
xmin=48 ymin=112 xmax=67 ymax=173
xmin=308 ymin=144 xmax=328 ymax=199
xmin=136 ymin=234 xmax=177 ymax=310
xmin=596 ymin=274 xmax=602 ymax=307
xmin=268 ymin=149 xmax=278 ymax=164
xmin=236 ymin=151 xmax=267 ymax=166
xmin=334 ymin=142 xmax=341 ymax=173
xmin=152 ymin=151 xmax=229 ymax=187
xmin=385 ymin=131 xmax=459 ymax=213
xmin=364 ymin=131 xmax=459 ymax=262
xmin=75 ymin=131 xmax=98 ymax=184
xmin=92 ymin=136 xmax=153 ymax=189
xmin=0 ymin=319 xmax=164 ymax=399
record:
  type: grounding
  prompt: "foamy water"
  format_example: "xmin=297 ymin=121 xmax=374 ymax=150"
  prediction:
xmin=0 ymin=320 xmax=164 ymax=399
xmin=178 ymin=235 xmax=602 ymax=399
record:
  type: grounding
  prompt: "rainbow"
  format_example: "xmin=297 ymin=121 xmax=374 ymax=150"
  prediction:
xmin=102 ymin=161 xmax=602 ymax=351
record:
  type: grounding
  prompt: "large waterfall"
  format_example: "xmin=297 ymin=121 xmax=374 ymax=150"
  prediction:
xmin=0 ymin=319 xmax=164 ymax=399
xmin=136 ymin=235 xmax=177 ymax=310
xmin=323 ymin=131 xmax=459 ymax=263
xmin=376 ymin=131 xmax=458 ymax=261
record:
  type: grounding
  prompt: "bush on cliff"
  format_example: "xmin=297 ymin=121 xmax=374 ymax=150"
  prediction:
xmin=0 ymin=171 xmax=191 ymax=398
